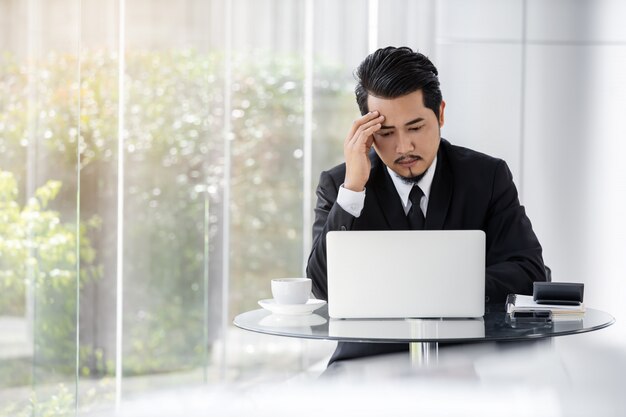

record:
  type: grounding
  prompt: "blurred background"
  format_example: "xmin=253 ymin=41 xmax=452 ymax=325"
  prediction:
xmin=0 ymin=0 xmax=624 ymax=415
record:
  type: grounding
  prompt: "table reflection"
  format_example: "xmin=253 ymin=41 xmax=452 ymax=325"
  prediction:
xmin=234 ymin=305 xmax=613 ymax=344
xmin=258 ymin=313 xmax=327 ymax=332
xmin=329 ymin=318 xmax=485 ymax=340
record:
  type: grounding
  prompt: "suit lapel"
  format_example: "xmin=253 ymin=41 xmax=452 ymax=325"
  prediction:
xmin=368 ymin=154 xmax=410 ymax=230
xmin=367 ymin=141 xmax=453 ymax=230
xmin=424 ymin=142 xmax=452 ymax=230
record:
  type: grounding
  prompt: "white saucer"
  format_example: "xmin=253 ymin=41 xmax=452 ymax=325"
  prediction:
xmin=259 ymin=313 xmax=327 ymax=328
xmin=258 ymin=299 xmax=326 ymax=315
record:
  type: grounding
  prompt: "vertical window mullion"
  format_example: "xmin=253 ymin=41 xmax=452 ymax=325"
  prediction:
xmin=115 ymin=0 xmax=126 ymax=409
xmin=75 ymin=0 xmax=83 ymax=412
xmin=302 ymin=0 xmax=314 ymax=275
xmin=368 ymin=0 xmax=379 ymax=52
xmin=221 ymin=0 xmax=233 ymax=381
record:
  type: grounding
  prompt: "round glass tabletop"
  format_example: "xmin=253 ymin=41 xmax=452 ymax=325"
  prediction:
xmin=233 ymin=304 xmax=615 ymax=343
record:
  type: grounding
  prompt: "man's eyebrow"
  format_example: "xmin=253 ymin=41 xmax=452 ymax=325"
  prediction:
xmin=380 ymin=117 xmax=425 ymax=129
xmin=405 ymin=117 xmax=425 ymax=126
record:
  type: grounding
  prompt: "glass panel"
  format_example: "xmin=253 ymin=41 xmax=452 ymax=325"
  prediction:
xmin=229 ymin=0 xmax=305 ymax=313
xmin=226 ymin=0 xmax=309 ymax=379
xmin=0 ymin=0 xmax=510 ymax=414
xmin=311 ymin=0 xmax=369 ymax=183
xmin=377 ymin=0 xmax=437 ymax=54
xmin=76 ymin=0 xmax=120 ymax=413
xmin=0 ymin=0 xmax=80 ymax=415
xmin=120 ymin=0 xmax=224 ymax=397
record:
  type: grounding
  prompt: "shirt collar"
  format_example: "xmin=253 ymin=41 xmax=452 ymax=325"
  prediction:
xmin=386 ymin=155 xmax=437 ymax=208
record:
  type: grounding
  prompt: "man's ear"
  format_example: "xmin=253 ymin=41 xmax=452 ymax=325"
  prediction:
xmin=439 ymin=100 xmax=446 ymax=127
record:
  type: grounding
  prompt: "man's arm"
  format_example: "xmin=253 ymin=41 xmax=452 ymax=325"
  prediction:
xmin=484 ymin=160 xmax=547 ymax=303
xmin=306 ymin=170 xmax=357 ymax=300
xmin=306 ymin=111 xmax=384 ymax=300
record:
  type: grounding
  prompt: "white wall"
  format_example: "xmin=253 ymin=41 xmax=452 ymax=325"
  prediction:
xmin=435 ymin=0 xmax=626 ymax=346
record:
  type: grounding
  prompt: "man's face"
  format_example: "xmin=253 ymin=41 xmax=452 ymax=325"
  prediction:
xmin=367 ymin=90 xmax=445 ymax=179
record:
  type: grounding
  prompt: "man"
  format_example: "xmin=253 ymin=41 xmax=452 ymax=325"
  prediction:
xmin=306 ymin=46 xmax=546 ymax=364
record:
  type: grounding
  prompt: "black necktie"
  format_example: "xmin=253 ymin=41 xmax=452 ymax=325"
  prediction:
xmin=407 ymin=185 xmax=425 ymax=230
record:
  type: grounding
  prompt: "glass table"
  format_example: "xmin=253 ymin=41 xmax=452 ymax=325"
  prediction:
xmin=233 ymin=304 xmax=615 ymax=366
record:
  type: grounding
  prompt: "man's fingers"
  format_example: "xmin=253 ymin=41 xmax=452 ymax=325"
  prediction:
xmin=346 ymin=123 xmax=382 ymax=151
xmin=358 ymin=115 xmax=385 ymax=132
xmin=353 ymin=122 xmax=382 ymax=146
xmin=364 ymin=128 xmax=375 ymax=149
xmin=362 ymin=123 xmax=382 ymax=139
xmin=347 ymin=116 xmax=384 ymax=146
xmin=345 ymin=111 xmax=382 ymax=144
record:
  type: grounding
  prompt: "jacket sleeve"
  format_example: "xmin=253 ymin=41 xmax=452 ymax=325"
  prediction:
xmin=306 ymin=170 xmax=356 ymax=301
xmin=484 ymin=160 xmax=547 ymax=303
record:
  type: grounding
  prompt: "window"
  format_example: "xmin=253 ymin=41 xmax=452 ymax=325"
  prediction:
xmin=3 ymin=1 xmax=622 ymax=415
xmin=0 ymin=0 xmax=387 ymax=414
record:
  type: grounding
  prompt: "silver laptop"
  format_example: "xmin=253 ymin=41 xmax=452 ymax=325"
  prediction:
xmin=326 ymin=230 xmax=485 ymax=319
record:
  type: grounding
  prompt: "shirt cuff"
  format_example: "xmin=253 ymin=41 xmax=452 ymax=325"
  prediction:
xmin=337 ymin=184 xmax=366 ymax=218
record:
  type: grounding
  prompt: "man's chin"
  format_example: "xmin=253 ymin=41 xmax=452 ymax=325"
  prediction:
xmin=393 ymin=165 xmax=425 ymax=179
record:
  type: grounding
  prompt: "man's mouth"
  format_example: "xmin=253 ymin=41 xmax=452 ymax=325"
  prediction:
xmin=395 ymin=155 xmax=421 ymax=166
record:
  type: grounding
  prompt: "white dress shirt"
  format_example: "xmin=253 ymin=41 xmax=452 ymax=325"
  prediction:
xmin=337 ymin=156 xmax=437 ymax=218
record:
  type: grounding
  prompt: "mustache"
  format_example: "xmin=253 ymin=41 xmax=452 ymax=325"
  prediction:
xmin=394 ymin=154 xmax=422 ymax=164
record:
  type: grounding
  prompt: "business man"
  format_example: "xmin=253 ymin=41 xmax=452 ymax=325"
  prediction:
xmin=306 ymin=46 xmax=547 ymax=364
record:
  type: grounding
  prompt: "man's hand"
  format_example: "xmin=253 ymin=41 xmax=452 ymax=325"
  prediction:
xmin=343 ymin=111 xmax=384 ymax=192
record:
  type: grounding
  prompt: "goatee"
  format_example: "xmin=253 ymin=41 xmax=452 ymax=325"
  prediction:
xmin=399 ymin=172 xmax=425 ymax=185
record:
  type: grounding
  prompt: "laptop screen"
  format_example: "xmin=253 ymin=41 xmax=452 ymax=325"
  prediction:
xmin=326 ymin=230 xmax=485 ymax=319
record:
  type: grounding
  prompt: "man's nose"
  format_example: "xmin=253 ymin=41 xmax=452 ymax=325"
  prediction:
xmin=395 ymin=133 xmax=414 ymax=154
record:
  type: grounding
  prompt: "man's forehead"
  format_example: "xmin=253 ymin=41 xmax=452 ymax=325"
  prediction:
xmin=367 ymin=93 xmax=430 ymax=126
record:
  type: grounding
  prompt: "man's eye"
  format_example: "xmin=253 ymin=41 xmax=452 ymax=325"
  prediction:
xmin=378 ymin=131 xmax=393 ymax=137
xmin=409 ymin=126 xmax=423 ymax=131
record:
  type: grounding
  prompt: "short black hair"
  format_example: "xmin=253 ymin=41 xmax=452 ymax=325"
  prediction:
xmin=354 ymin=46 xmax=442 ymax=120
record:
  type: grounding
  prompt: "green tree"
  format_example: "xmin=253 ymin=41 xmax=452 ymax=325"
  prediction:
xmin=0 ymin=49 xmax=354 ymax=381
xmin=0 ymin=170 xmax=100 ymax=386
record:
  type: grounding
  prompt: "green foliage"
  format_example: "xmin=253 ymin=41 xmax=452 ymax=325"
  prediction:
xmin=0 ymin=171 xmax=98 ymax=312
xmin=0 ymin=170 xmax=100 ymax=385
xmin=0 ymin=49 xmax=354 ymax=386
xmin=0 ymin=383 xmax=75 ymax=417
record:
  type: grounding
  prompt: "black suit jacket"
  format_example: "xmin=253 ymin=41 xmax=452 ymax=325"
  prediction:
xmin=306 ymin=139 xmax=546 ymax=364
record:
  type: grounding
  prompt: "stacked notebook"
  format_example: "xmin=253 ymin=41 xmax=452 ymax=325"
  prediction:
xmin=506 ymin=294 xmax=585 ymax=320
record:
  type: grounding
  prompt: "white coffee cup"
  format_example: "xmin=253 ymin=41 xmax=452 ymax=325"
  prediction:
xmin=271 ymin=278 xmax=312 ymax=305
